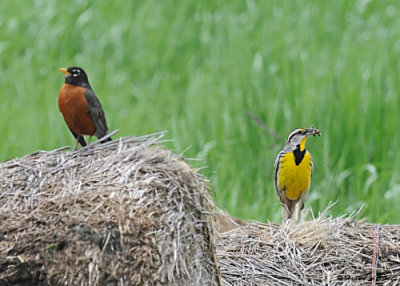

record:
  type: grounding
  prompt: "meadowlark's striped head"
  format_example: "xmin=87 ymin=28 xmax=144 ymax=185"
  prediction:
xmin=284 ymin=126 xmax=321 ymax=152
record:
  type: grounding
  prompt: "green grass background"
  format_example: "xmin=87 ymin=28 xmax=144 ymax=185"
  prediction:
xmin=1 ymin=0 xmax=400 ymax=223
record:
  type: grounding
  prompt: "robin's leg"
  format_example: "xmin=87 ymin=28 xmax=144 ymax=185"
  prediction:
xmin=69 ymin=129 xmax=87 ymax=149
xmin=88 ymin=135 xmax=93 ymax=144
xmin=74 ymin=137 xmax=80 ymax=150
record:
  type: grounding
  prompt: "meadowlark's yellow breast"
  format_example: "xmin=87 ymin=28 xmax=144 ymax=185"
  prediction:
xmin=277 ymin=151 xmax=312 ymax=200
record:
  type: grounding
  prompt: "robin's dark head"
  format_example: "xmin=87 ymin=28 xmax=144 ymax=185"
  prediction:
xmin=59 ymin=66 xmax=91 ymax=88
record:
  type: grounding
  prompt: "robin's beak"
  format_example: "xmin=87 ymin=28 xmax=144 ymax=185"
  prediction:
xmin=59 ymin=68 xmax=71 ymax=76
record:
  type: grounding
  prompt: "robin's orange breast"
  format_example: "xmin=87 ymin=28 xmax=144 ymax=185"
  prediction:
xmin=58 ymin=84 xmax=96 ymax=136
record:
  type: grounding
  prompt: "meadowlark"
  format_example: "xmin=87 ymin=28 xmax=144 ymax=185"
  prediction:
xmin=274 ymin=126 xmax=321 ymax=221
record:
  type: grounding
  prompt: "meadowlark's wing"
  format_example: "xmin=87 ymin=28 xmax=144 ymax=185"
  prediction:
xmin=273 ymin=151 xmax=284 ymax=193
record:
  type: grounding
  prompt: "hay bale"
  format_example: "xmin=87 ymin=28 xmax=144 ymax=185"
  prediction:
xmin=216 ymin=212 xmax=400 ymax=285
xmin=213 ymin=209 xmax=248 ymax=234
xmin=0 ymin=133 xmax=221 ymax=285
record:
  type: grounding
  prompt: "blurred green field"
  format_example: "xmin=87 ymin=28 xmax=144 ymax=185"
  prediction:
xmin=1 ymin=0 xmax=400 ymax=223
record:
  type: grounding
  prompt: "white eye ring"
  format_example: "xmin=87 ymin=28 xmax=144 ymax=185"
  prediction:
xmin=72 ymin=69 xmax=80 ymax=77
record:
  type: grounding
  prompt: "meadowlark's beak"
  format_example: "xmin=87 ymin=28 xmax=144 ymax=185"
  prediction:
xmin=305 ymin=126 xmax=321 ymax=137
xmin=304 ymin=129 xmax=313 ymax=136
xmin=59 ymin=68 xmax=71 ymax=76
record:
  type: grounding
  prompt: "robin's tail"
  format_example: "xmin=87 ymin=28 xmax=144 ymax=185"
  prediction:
xmin=100 ymin=137 xmax=112 ymax=143
xmin=98 ymin=129 xmax=118 ymax=144
xmin=78 ymin=136 xmax=88 ymax=147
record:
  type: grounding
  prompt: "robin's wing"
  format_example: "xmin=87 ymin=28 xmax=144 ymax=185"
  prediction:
xmin=84 ymin=88 xmax=109 ymax=139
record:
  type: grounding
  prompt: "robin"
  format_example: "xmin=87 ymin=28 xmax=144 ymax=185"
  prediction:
xmin=58 ymin=66 xmax=111 ymax=149
xmin=273 ymin=126 xmax=321 ymax=221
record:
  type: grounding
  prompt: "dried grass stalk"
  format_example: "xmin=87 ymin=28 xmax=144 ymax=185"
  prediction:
xmin=0 ymin=132 xmax=220 ymax=286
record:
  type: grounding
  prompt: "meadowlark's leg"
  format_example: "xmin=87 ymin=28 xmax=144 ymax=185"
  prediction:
xmin=293 ymin=203 xmax=299 ymax=223
xmin=286 ymin=199 xmax=297 ymax=221
xmin=299 ymin=190 xmax=309 ymax=223
xmin=282 ymin=204 xmax=290 ymax=222
xmin=299 ymin=209 xmax=306 ymax=223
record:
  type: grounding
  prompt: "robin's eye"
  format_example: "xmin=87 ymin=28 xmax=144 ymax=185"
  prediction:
xmin=72 ymin=70 xmax=80 ymax=77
